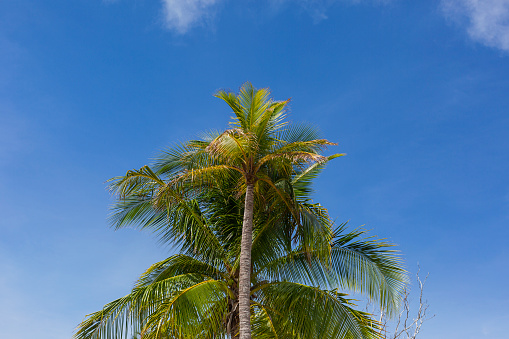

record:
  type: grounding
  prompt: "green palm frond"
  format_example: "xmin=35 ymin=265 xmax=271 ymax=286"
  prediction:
xmin=257 ymin=282 xmax=381 ymax=339
xmin=109 ymin=196 xmax=167 ymax=231
xmin=205 ymin=129 xmax=256 ymax=163
xmin=161 ymin=200 xmax=229 ymax=268
xmin=251 ymin=303 xmax=279 ymax=339
xmin=216 ymin=83 xmax=288 ymax=145
xmin=152 ymin=143 xmax=194 ymax=176
xmin=256 ymin=151 xmax=330 ymax=173
xmin=75 ymin=274 xmax=208 ymax=339
xmin=277 ymin=122 xmax=321 ymax=145
xmin=140 ymin=279 xmax=230 ymax=339
xmin=136 ymin=255 xmax=226 ymax=288
xmin=108 ymin=166 xmax=164 ymax=200
xmin=291 ymin=154 xmax=344 ymax=198
xmin=329 ymin=226 xmax=408 ymax=315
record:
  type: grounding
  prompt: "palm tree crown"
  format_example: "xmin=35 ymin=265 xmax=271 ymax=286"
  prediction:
xmin=75 ymin=83 xmax=408 ymax=339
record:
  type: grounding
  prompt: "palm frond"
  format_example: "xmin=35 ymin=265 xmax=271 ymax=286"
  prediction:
xmin=109 ymin=196 xmax=167 ymax=231
xmin=109 ymin=166 xmax=165 ymax=199
xmin=140 ymin=279 xmax=230 ymax=338
xmin=277 ymin=122 xmax=321 ymax=144
xmin=292 ymin=154 xmax=344 ymax=198
xmin=328 ymin=225 xmax=409 ymax=316
xmin=205 ymin=128 xmax=256 ymax=165
xmin=74 ymin=274 xmax=208 ymax=339
xmin=136 ymin=255 xmax=226 ymax=287
xmin=257 ymin=281 xmax=382 ymax=339
xmin=256 ymin=152 xmax=331 ymax=174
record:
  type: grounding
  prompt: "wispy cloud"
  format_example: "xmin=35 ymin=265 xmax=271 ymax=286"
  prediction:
xmin=269 ymin=0 xmax=394 ymax=23
xmin=441 ymin=0 xmax=509 ymax=52
xmin=158 ymin=0 xmax=393 ymax=34
xmin=161 ymin=0 xmax=223 ymax=34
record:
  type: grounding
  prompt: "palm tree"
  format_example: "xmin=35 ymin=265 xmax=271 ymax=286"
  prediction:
xmin=151 ymin=82 xmax=341 ymax=339
xmin=75 ymin=167 xmax=407 ymax=338
xmin=76 ymin=83 xmax=407 ymax=338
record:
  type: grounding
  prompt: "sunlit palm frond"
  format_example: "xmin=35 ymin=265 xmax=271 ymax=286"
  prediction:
xmin=251 ymin=303 xmax=279 ymax=339
xmin=136 ymin=255 xmax=226 ymax=288
xmin=257 ymin=152 xmax=329 ymax=173
xmin=254 ymin=223 xmax=408 ymax=318
xmin=140 ymin=279 xmax=230 ymax=339
xmin=277 ymin=122 xmax=321 ymax=145
xmin=214 ymin=90 xmax=245 ymax=128
xmin=275 ymin=139 xmax=338 ymax=155
xmin=237 ymin=84 xmax=273 ymax=132
xmin=109 ymin=196 xmax=167 ymax=231
xmin=152 ymin=143 xmax=193 ymax=177
xmin=109 ymin=166 xmax=165 ymax=199
xmin=204 ymin=128 xmax=256 ymax=165
xmin=75 ymin=274 xmax=208 ymax=339
xmin=257 ymin=282 xmax=382 ymax=339
xmin=294 ymin=202 xmax=333 ymax=259
xmin=291 ymin=154 xmax=344 ymax=199
xmin=328 ymin=225 xmax=408 ymax=316
xmin=158 ymin=164 xmax=240 ymax=196
xmin=160 ymin=199 xmax=229 ymax=268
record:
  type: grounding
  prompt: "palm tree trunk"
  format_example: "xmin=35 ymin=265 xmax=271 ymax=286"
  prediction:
xmin=239 ymin=182 xmax=254 ymax=339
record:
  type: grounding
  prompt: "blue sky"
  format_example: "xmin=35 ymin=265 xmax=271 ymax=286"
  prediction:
xmin=1 ymin=0 xmax=508 ymax=338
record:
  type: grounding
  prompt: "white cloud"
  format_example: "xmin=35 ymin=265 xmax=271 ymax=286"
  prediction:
xmin=161 ymin=0 xmax=223 ymax=34
xmin=441 ymin=0 xmax=509 ymax=51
